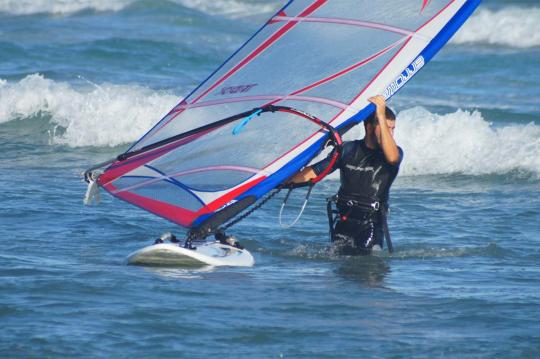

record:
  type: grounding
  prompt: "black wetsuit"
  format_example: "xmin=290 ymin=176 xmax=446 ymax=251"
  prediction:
xmin=313 ymin=139 xmax=403 ymax=254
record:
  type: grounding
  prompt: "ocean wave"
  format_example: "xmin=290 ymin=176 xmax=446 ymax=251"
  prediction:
xmin=1 ymin=75 xmax=538 ymax=177
xmin=0 ymin=0 xmax=132 ymax=15
xmin=451 ymin=7 xmax=540 ymax=48
xmin=0 ymin=0 xmax=277 ymax=17
xmin=174 ymin=0 xmax=278 ymax=19
xmin=330 ymin=107 xmax=540 ymax=178
xmin=0 ymin=74 xmax=178 ymax=147
xmin=394 ymin=107 xmax=540 ymax=177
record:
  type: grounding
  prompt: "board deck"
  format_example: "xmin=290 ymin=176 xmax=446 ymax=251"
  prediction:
xmin=126 ymin=241 xmax=255 ymax=267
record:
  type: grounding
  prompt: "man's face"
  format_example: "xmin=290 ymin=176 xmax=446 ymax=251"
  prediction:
xmin=371 ymin=120 xmax=396 ymax=146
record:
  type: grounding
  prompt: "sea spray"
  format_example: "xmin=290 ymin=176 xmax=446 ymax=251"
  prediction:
xmin=327 ymin=107 xmax=540 ymax=178
xmin=175 ymin=0 xmax=278 ymax=18
xmin=395 ymin=107 xmax=540 ymax=177
xmin=452 ymin=7 xmax=540 ymax=48
xmin=0 ymin=74 xmax=178 ymax=147
xmin=1 ymin=75 xmax=539 ymax=176
xmin=0 ymin=0 xmax=132 ymax=15
xmin=0 ymin=0 xmax=277 ymax=18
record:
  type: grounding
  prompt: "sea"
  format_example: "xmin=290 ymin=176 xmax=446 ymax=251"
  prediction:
xmin=1 ymin=0 xmax=539 ymax=357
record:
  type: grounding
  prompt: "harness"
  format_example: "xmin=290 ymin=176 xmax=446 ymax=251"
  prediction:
xmin=326 ymin=194 xmax=394 ymax=253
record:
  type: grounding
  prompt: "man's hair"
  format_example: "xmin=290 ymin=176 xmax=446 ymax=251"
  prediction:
xmin=365 ymin=107 xmax=396 ymax=126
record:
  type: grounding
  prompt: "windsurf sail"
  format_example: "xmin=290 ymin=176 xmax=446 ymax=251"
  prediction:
xmin=86 ymin=0 xmax=480 ymax=238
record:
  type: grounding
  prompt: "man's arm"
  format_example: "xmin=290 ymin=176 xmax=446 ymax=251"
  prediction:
xmin=288 ymin=142 xmax=353 ymax=184
xmin=288 ymin=166 xmax=318 ymax=184
xmin=368 ymin=95 xmax=401 ymax=165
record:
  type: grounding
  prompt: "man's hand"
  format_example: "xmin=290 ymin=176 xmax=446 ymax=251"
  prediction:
xmin=368 ymin=95 xmax=387 ymax=121
xmin=367 ymin=94 xmax=400 ymax=165
xmin=287 ymin=166 xmax=317 ymax=184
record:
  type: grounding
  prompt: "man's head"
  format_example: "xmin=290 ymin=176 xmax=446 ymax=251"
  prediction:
xmin=364 ymin=107 xmax=396 ymax=146
xmin=364 ymin=107 xmax=396 ymax=145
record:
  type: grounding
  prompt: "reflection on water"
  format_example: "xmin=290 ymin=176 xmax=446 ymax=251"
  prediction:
xmin=389 ymin=242 xmax=507 ymax=260
xmin=140 ymin=265 xmax=215 ymax=279
xmin=336 ymin=256 xmax=390 ymax=287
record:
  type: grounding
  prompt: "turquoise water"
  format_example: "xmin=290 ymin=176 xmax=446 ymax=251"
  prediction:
xmin=1 ymin=0 xmax=539 ymax=357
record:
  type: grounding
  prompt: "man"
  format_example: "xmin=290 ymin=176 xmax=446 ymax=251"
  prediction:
xmin=289 ymin=95 xmax=403 ymax=255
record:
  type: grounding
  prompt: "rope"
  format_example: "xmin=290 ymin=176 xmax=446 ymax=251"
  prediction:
xmin=220 ymin=188 xmax=282 ymax=231
xmin=278 ymin=185 xmax=313 ymax=228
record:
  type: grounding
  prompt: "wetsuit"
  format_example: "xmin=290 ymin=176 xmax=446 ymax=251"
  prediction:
xmin=312 ymin=139 xmax=403 ymax=255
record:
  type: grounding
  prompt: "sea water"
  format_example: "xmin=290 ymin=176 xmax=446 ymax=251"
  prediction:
xmin=1 ymin=0 xmax=539 ymax=357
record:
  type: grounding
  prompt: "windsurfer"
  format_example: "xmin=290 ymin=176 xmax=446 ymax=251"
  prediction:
xmin=288 ymin=95 xmax=403 ymax=255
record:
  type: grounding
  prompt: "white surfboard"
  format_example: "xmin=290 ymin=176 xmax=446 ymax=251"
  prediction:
xmin=126 ymin=241 xmax=255 ymax=267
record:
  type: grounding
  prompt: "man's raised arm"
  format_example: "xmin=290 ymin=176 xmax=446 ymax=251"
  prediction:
xmin=368 ymin=95 xmax=401 ymax=165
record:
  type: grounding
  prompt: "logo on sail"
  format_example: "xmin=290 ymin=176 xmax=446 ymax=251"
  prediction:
xmin=383 ymin=56 xmax=425 ymax=99
xmin=220 ymin=84 xmax=258 ymax=95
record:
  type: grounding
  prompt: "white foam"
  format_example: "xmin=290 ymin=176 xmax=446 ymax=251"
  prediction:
xmin=174 ymin=0 xmax=278 ymax=19
xmin=1 ymin=75 xmax=538 ymax=177
xmin=394 ymin=107 xmax=540 ymax=177
xmin=0 ymin=0 xmax=278 ymax=17
xmin=0 ymin=74 xmax=179 ymax=147
xmin=452 ymin=7 xmax=540 ymax=48
xmin=0 ymin=0 xmax=132 ymax=15
xmin=328 ymin=107 xmax=540 ymax=178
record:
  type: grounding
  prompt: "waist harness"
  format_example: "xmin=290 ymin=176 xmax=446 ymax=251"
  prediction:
xmin=326 ymin=194 xmax=394 ymax=253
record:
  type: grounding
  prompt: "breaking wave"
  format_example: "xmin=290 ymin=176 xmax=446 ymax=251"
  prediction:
xmin=1 ymin=74 xmax=539 ymax=177
xmin=326 ymin=108 xmax=540 ymax=179
xmin=174 ymin=0 xmax=278 ymax=18
xmin=0 ymin=74 xmax=178 ymax=147
xmin=451 ymin=7 xmax=540 ymax=48
xmin=394 ymin=107 xmax=540 ymax=177
xmin=0 ymin=0 xmax=277 ymax=17
xmin=2 ymin=0 xmax=538 ymax=50
xmin=0 ymin=0 xmax=132 ymax=15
